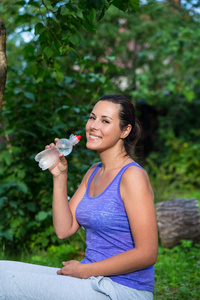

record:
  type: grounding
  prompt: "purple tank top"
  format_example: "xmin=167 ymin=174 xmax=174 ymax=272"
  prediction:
xmin=76 ymin=162 xmax=154 ymax=293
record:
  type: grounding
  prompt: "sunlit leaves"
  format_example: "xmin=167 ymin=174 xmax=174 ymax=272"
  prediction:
xmin=22 ymin=0 xmax=139 ymax=83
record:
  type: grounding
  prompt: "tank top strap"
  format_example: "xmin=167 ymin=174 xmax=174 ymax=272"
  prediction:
xmin=86 ymin=163 xmax=102 ymax=191
xmin=87 ymin=162 xmax=145 ymax=194
xmin=116 ymin=162 xmax=146 ymax=179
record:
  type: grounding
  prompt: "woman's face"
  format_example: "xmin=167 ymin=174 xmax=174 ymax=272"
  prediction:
xmin=85 ymin=100 xmax=124 ymax=152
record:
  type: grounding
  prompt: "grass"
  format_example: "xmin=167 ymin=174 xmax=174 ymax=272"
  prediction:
xmin=1 ymin=240 xmax=200 ymax=299
xmin=153 ymin=183 xmax=200 ymax=207
xmin=154 ymin=241 xmax=200 ymax=299
xmin=149 ymin=181 xmax=200 ymax=298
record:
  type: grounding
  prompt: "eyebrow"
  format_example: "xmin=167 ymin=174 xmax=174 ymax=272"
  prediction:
xmin=91 ymin=112 xmax=113 ymax=120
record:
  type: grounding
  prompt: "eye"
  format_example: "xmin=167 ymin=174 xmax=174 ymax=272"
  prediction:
xmin=89 ymin=115 xmax=95 ymax=120
xmin=102 ymin=119 xmax=110 ymax=124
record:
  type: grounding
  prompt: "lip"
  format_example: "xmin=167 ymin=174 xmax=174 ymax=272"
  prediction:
xmin=88 ymin=133 xmax=102 ymax=140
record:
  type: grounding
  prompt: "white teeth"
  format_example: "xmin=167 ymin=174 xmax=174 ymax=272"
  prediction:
xmin=90 ymin=135 xmax=101 ymax=140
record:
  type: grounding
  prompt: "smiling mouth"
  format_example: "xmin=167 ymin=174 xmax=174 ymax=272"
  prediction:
xmin=89 ymin=134 xmax=101 ymax=140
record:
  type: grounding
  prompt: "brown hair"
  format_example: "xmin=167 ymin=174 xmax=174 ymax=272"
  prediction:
xmin=98 ymin=94 xmax=141 ymax=157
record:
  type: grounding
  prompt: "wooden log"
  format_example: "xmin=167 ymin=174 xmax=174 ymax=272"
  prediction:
xmin=156 ymin=198 xmax=200 ymax=248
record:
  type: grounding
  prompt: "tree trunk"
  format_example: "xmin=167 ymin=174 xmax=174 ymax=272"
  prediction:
xmin=0 ymin=18 xmax=7 ymax=109
xmin=156 ymin=198 xmax=200 ymax=248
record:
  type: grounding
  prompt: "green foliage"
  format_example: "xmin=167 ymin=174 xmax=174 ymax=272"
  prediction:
xmin=0 ymin=228 xmax=86 ymax=266
xmin=0 ymin=4 xmax=200 ymax=300
xmin=0 ymin=63 xmax=101 ymax=249
xmin=1 ymin=0 xmax=139 ymax=84
xmin=145 ymin=131 xmax=200 ymax=202
xmin=154 ymin=241 xmax=200 ymax=299
xmin=1 ymin=0 xmax=124 ymax=250
xmin=0 ymin=10 xmax=114 ymax=248
xmin=84 ymin=1 xmax=200 ymax=195
xmin=1 ymin=0 xmax=200 ymax=253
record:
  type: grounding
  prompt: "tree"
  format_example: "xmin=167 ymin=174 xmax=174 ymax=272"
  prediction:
xmin=81 ymin=0 xmax=200 ymax=196
xmin=0 ymin=0 xmax=139 ymax=85
xmin=0 ymin=0 xmax=139 ymax=250
xmin=0 ymin=18 xmax=7 ymax=108
xmin=1 ymin=0 xmax=200 ymax=251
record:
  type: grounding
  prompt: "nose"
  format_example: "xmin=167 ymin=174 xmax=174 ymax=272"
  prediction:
xmin=90 ymin=119 xmax=99 ymax=130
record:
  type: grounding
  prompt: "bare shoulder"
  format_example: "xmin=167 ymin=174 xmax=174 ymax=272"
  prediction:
xmin=122 ymin=164 xmax=150 ymax=184
xmin=121 ymin=164 xmax=154 ymax=203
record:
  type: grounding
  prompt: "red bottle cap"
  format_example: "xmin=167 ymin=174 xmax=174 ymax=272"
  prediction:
xmin=76 ymin=135 xmax=81 ymax=141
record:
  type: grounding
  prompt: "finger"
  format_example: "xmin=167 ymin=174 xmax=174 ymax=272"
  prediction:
xmin=54 ymin=138 xmax=59 ymax=143
xmin=59 ymin=154 xmax=67 ymax=162
xmin=45 ymin=143 xmax=55 ymax=149
xmin=59 ymin=155 xmax=68 ymax=166
xmin=57 ymin=269 xmax=62 ymax=275
xmin=48 ymin=159 xmax=60 ymax=171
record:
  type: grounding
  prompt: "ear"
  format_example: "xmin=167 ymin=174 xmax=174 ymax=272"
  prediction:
xmin=121 ymin=124 xmax=132 ymax=139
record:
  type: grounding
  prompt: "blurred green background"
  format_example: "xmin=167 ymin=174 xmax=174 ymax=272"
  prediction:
xmin=0 ymin=1 xmax=200 ymax=298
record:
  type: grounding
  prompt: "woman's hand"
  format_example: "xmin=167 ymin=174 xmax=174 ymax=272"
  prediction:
xmin=46 ymin=138 xmax=68 ymax=177
xmin=57 ymin=260 xmax=87 ymax=278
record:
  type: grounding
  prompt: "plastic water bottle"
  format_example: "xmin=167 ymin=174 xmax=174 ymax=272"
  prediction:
xmin=35 ymin=134 xmax=81 ymax=171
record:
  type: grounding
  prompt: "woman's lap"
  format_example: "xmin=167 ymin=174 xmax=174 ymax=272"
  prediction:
xmin=0 ymin=261 xmax=108 ymax=300
xmin=0 ymin=260 xmax=153 ymax=300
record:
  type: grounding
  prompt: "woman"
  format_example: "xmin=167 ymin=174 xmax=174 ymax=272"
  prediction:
xmin=0 ymin=94 xmax=158 ymax=300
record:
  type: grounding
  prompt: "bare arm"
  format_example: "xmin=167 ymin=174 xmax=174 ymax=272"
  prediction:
xmin=58 ymin=165 xmax=158 ymax=278
xmin=52 ymin=172 xmax=80 ymax=239
xmin=47 ymin=139 xmax=95 ymax=239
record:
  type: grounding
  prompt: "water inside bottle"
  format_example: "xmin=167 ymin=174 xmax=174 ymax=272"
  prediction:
xmin=55 ymin=139 xmax=72 ymax=156
xmin=56 ymin=145 xmax=72 ymax=156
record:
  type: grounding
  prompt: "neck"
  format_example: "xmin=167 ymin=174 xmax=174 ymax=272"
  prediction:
xmin=98 ymin=147 xmax=132 ymax=172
